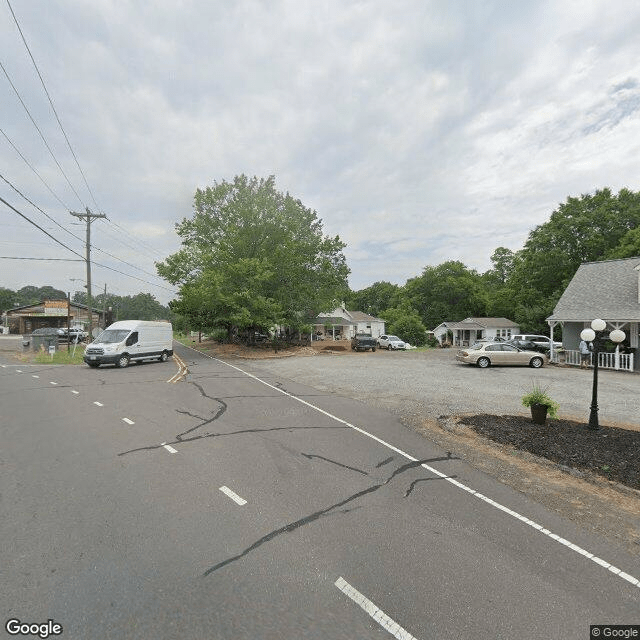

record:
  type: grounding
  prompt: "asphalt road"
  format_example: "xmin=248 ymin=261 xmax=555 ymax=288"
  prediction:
xmin=1 ymin=342 xmax=639 ymax=639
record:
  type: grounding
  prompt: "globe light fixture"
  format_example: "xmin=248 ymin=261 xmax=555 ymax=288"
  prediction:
xmin=581 ymin=319 xmax=626 ymax=430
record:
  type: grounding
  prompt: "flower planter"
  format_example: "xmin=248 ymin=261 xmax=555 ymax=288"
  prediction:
xmin=530 ymin=403 xmax=548 ymax=425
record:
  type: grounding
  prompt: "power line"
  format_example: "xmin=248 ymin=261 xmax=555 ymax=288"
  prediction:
xmin=101 ymin=217 xmax=168 ymax=262
xmin=1 ymin=170 xmax=166 ymax=282
xmin=0 ymin=256 xmax=83 ymax=261
xmin=6 ymin=0 xmax=102 ymax=212
xmin=0 ymin=127 xmax=71 ymax=210
xmin=0 ymin=58 xmax=86 ymax=208
xmin=0 ymin=195 xmax=85 ymax=259
xmin=0 ymin=170 xmax=85 ymax=247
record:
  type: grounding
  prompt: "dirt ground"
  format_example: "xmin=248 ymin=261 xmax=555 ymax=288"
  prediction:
xmin=183 ymin=337 xmax=354 ymax=358
xmin=184 ymin=338 xmax=640 ymax=556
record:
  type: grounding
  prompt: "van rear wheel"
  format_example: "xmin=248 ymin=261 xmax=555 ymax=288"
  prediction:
xmin=159 ymin=351 xmax=168 ymax=362
xmin=116 ymin=354 xmax=130 ymax=368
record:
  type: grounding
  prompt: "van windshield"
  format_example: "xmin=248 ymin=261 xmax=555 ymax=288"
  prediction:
xmin=95 ymin=329 xmax=130 ymax=344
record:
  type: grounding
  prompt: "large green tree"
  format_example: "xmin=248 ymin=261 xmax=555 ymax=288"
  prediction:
xmin=380 ymin=300 xmax=428 ymax=346
xmin=344 ymin=281 xmax=402 ymax=317
xmin=405 ymin=261 xmax=487 ymax=329
xmin=0 ymin=287 xmax=17 ymax=313
xmin=158 ymin=175 xmax=349 ymax=335
xmin=502 ymin=188 xmax=640 ymax=332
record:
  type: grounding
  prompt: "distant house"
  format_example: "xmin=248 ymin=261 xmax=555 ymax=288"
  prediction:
xmin=309 ymin=306 xmax=385 ymax=340
xmin=547 ymin=257 xmax=640 ymax=371
xmin=433 ymin=317 xmax=520 ymax=347
xmin=3 ymin=300 xmax=104 ymax=335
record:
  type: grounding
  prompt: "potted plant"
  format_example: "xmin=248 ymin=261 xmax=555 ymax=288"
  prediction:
xmin=521 ymin=383 xmax=559 ymax=424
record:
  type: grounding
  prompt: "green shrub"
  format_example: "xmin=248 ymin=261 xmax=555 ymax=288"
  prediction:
xmin=521 ymin=383 xmax=559 ymax=419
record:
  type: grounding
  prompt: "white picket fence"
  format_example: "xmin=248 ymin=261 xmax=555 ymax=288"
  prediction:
xmin=551 ymin=349 xmax=634 ymax=371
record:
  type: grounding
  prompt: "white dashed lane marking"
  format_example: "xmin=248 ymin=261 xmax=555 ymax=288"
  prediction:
xmin=219 ymin=486 xmax=247 ymax=506
xmin=161 ymin=442 xmax=177 ymax=454
xmin=93 ymin=401 xmax=103 ymax=407
xmin=49 ymin=381 xmax=58 ymax=385
xmin=32 ymin=375 xmax=39 ymax=378
xmin=335 ymin=577 xmax=418 ymax=640
xmin=122 ymin=418 xmax=135 ymax=425
xmin=71 ymin=390 xmax=79 ymax=395
xmin=182 ymin=344 xmax=640 ymax=591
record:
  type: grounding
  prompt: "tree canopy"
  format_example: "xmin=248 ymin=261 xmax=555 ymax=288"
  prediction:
xmin=346 ymin=187 xmax=640 ymax=339
xmin=157 ymin=175 xmax=349 ymax=336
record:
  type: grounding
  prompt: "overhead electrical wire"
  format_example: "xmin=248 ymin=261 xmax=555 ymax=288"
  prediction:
xmin=0 ymin=58 xmax=86 ymax=208
xmin=1 ymin=195 xmax=176 ymax=293
xmin=101 ymin=217 xmax=169 ymax=262
xmin=0 ymin=195 xmax=85 ymax=259
xmin=0 ymin=171 xmax=85 ymax=247
xmin=0 ymin=127 xmax=71 ymax=211
xmin=0 ymin=256 xmax=83 ymax=261
xmin=1 ymin=170 xmax=167 ymax=283
xmin=2 ymin=3 xmax=176 ymax=296
xmin=6 ymin=0 xmax=102 ymax=213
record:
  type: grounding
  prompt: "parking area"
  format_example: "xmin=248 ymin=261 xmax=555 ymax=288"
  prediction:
xmin=247 ymin=347 xmax=640 ymax=428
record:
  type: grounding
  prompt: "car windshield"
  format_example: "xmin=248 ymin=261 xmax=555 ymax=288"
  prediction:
xmin=388 ymin=336 xmax=400 ymax=341
xmin=95 ymin=329 xmax=130 ymax=344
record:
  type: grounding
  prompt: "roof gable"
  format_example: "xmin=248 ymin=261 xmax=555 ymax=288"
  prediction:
xmin=549 ymin=257 xmax=640 ymax=321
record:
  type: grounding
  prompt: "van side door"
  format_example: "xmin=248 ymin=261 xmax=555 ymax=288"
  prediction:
xmin=125 ymin=331 xmax=141 ymax=358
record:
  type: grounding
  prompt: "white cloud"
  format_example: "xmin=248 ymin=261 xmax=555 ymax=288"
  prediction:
xmin=2 ymin=0 xmax=640 ymax=303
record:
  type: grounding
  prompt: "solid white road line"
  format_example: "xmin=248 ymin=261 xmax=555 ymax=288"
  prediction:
xmin=219 ymin=486 xmax=247 ymax=506
xmin=335 ymin=577 xmax=418 ymax=640
xmin=161 ymin=442 xmax=178 ymax=454
xmin=122 ymin=418 xmax=135 ymax=425
xmin=181 ymin=343 xmax=640 ymax=590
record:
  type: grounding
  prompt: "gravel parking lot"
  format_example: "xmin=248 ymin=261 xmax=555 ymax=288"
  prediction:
xmin=247 ymin=348 xmax=640 ymax=428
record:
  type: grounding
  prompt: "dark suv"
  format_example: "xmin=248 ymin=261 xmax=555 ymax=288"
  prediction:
xmin=351 ymin=334 xmax=377 ymax=352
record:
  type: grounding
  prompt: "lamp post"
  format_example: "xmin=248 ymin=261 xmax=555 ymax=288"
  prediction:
xmin=580 ymin=319 xmax=626 ymax=430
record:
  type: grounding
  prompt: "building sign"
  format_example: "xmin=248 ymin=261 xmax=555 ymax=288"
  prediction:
xmin=44 ymin=301 xmax=68 ymax=316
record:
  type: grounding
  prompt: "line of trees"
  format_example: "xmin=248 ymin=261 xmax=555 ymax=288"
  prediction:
xmin=0 ymin=285 xmax=172 ymax=323
xmin=6 ymin=186 xmax=638 ymax=345
xmin=347 ymin=187 xmax=640 ymax=341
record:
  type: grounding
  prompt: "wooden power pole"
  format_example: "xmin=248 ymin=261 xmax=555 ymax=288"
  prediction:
xmin=70 ymin=207 xmax=106 ymax=339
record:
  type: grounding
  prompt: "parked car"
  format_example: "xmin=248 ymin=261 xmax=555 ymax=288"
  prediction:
xmin=512 ymin=334 xmax=562 ymax=349
xmin=505 ymin=338 xmax=550 ymax=354
xmin=57 ymin=327 xmax=88 ymax=342
xmin=31 ymin=327 xmax=61 ymax=336
xmin=377 ymin=335 xmax=406 ymax=350
xmin=351 ymin=333 xmax=377 ymax=352
xmin=456 ymin=342 xmax=546 ymax=368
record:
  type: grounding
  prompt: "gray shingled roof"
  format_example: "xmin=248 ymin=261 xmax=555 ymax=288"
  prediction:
xmin=347 ymin=310 xmax=385 ymax=323
xmin=548 ymin=257 xmax=640 ymax=322
xmin=436 ymin=321 xmax=486 ymax=330
xmin=465 ymin=317 xmax=520 ymax=328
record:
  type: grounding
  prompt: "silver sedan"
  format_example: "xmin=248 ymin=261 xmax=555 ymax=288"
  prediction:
xmin=456 ymin=342 xmax=546 ymax=368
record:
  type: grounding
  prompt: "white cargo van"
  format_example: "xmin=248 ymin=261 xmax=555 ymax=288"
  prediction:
xmin=83 ymin=320 xmax=173 ymax=368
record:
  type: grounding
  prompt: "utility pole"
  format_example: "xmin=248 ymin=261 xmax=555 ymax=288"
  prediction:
xmin=102 ymin=283 xmax=107 ymax=329
xmin=70 ymin=207 xmax=106 ymax=339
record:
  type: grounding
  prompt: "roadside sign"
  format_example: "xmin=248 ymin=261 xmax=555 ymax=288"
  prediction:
xmin=48 ymin=345 xmax=56 ymax=356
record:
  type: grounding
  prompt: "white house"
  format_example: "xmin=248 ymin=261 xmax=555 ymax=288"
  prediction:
xmin=310 ymin=306 xmax=385 ymax=340
xmin=433 ymin=317 xmax=520 ymax=346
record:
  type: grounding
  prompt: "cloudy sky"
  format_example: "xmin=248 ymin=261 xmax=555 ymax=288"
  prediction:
xmin=2 ymin=1 xmax=640 ymax=306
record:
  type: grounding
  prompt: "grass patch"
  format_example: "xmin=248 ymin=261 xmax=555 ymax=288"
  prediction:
xmin=20 ymin=345 xmax=87 ymax=365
